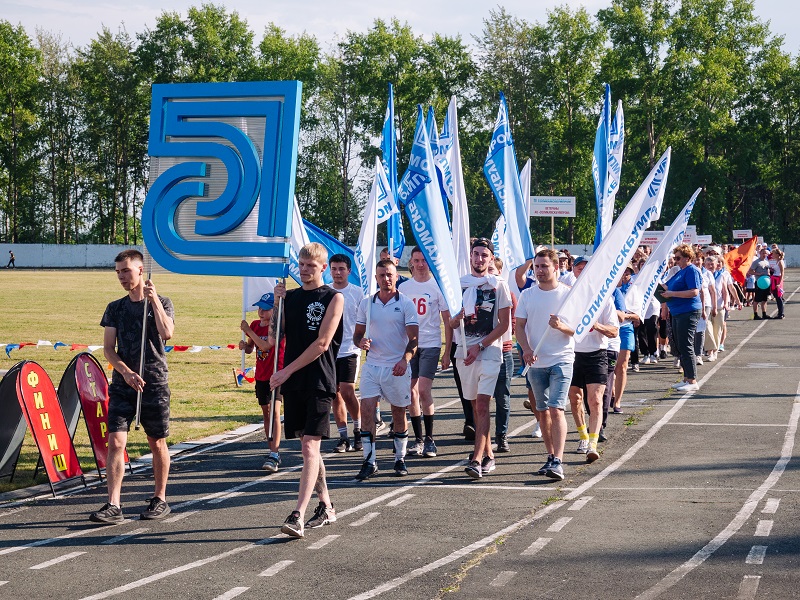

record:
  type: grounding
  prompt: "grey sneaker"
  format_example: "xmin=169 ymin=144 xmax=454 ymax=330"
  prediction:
xmin=481 ymin=456 xmax=496 ymax=474
xmin=406 ymin=439 xmax=423 ymax=456
xmin=305 ymin=503 xmax=337 ymax=529
xmin=281 ymin=511 xmax=304 ymax=538
xmin=394 ymin=459 xmax=409 ymax=476
xmin=335 ymin=437 xmax=352 ymax=453
xmin=545 ymin=458 xmax=565 ymax=481
xmin=423 ymin=437 xmax=437 ymax=457
xmin=576 ymin=439 xmax=589 ymax=454
xmin=262 ymin=453 xmax=281 ymax=473
xmin=89 ymin=502 xmax=123 ymax=524
xmin=536 ymin=455 xmax=554 ymax=476
xmin=140 ymin=497 xmax=171 ymax=520
xmin=465 ymin=460 xmax=482 ymax=479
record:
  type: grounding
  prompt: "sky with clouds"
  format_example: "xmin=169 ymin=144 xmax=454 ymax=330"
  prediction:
xmin=5 ymin=0 xmax=799 ymax=55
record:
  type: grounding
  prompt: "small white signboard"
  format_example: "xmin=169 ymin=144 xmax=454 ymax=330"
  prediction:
xmin=733 ymin=229 xmax=753 ymax=240
xmin=530 ymin=196 xmax=576 ymax=218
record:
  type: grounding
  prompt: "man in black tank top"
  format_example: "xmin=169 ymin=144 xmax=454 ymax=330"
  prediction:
xmin=270 ymin=243 xmax=344 ymax=539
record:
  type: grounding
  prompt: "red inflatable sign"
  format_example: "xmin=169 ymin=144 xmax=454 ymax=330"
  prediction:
xmin=17 ymin=362 xmax=82 ymax=482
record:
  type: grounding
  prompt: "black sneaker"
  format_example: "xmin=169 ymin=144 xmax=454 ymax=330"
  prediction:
xmin=394 ymin=459 xmax=408 ymax=476
xmin=481 ymin=456 xmax=496 ymax=474
xmin=598 ymin=427 xmax=607 ymax=443
xmin=281 ymin=511 xmax=304 ymax=538
xmin=89 ymin=502 xmax=124 ymax=524
xmin=496 ymin=435 xmax=510 ymax=453
xmin=335 ymin=437 xmax=352 ymax=453
xmin=536 ymin=454 xmax=554 ymax=476
xmin=305 ymin=503 xmax=337 ymax=529
xmin=753 ymin=313 xmax=762 ymax=320
xmin=353 ymin=429 xmax=363 ymax=451
xmin=463 ymin=423 xmax=476 ymax=441
xmin=140 ymin=497 xmax=171 ymax=520
xmin=465 ymin=459 xmax=482 ymax=479
xmin=406 ymin=439 xmax=423 ymax=456
xmin=355 ymin=460 xmax=378 ymax=481
xmin=762 ymin=313 xmax=771 ymax=319
xmin=659 ymin=349 xmax=667 ymax=360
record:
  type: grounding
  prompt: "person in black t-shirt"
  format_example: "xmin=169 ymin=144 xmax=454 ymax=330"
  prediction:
xmin=90 ymin=249 xmax=175 ymax=524
xmin=271 ymin=243 xmax=343 ymax=539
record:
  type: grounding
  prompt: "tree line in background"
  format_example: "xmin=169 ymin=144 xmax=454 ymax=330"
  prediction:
xmin=1 ymin=0 xmax=799 ymax=247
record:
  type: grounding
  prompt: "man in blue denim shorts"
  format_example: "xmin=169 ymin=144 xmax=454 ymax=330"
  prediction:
xmin=515 ymin=248 xmax=575 ymax=481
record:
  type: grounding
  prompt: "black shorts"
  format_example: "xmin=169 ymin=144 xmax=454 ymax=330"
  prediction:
xmin=282 ymin=391 xmax=332 ymax=439
xmin=255 ymin=380 xmax=282 ymax=406
xmin=336 ymin=354 xmax=360 ymax=384
xmin=570 ymin=350 xmax=608 ymax=388
xmin=108 ymin=383 xmax=170 ymax=439
xmin=754 ymin=286 xmax=770 ymax=303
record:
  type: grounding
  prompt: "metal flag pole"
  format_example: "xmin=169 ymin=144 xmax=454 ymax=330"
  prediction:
xmin=267 ymin=278 xmax=286 ymax=442
xmin=134 ymin=271 xmax=152 ymax=431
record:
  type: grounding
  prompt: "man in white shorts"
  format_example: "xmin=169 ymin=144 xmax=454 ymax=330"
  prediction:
xmin=329 ymin=254 xmax=364 ymax=453
xmin=353 ymin=259 xmax=419 ymax=479
xmin=399 ymin=246 xmax=451 ymax=458
xmin=449 ymin=238 xmax=511 ymax=479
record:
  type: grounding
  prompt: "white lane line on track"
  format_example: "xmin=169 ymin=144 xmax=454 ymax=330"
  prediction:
xmin=386 ymin=494 xmax=414 ymax=507
xmin=754 ymin=520 xmax=773 ymax=537
xmin=546 ymin=517 xmax=572 ymax=533
xmin=162 ymin=511 xmax=198 ymax=523
xmin=208 ymin=492 xmax=245 ymax=504
xmin=101 ymin=528 xmax=149 ymax=545
xmin=350 ymin=512 xmax=380 ymax=527
xmin=30 ymin=551 xmax=86 ymax=569
xmin=745 ymin=546 xmax=767 ymax=564
xmin=568 ymin=497 xmax=592 ymax=511
xmin=489 ymin=571 xmax=517 ymax=587
xmin=211 ymin=587 xmax=249 ymax=600
xmin=259 ymin=560 xmax=294 ymax=576
xmin=634 ymin=383 xmax=800 ymax=600
xmin=307 ymin=535 xmax=339 ymax=550
xmin=521 ymin=537 xmax=552 ymax=556
xmin=737 ymin=575 xmax=761 ymax=600
xmin=0 ymin=581 xmax=9 ymax=586
xmin=762 ymin=498 xmax=780 ymax=514
xmin=666 ymin=422 xmax=786 ymax=427
xmin=0 ymin=506 xmax=29 ymax=519
xmin=0 ymin=522 xmax=125 ymax=556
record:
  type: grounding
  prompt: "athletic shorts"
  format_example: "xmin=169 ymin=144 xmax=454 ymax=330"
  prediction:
xmin=255 ymin=379 xmax=282 ymax=406
xmin=456 ymin=356 xmax=501 ymax=400
xmin=411 ymin=347 xmax=440 ymax=379
xmin=107 ymin=383 xmax=170 ymax=439
xmin=754 ymin=286 xmax=770 ymax=303
xmin=336 ymin=354 xmax=360 ymax=384
xmin=619 ymin=325 xmax=636 ymax=351
xmin=359 ymin=363 xmax=412 ymax=407
xmin=282 ymin=391 xmax=332 ymax=439
xmin=570 ymin=350 xmax=608 ymax=388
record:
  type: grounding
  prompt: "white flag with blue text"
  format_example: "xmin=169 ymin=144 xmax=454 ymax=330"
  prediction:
xmin=355 ymin=158 xmax=391 ymax=298
xmin=440 ymin=96 xmax=471 ymax=277
xmin=557 ymin=148 xmax=671 ymax=343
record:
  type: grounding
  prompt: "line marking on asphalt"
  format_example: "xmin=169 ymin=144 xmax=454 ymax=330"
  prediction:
xmin=0 ymin=506 xmax=29 ymax=519
xmin=762 ymin=498 xmax=780 ymax=514
xmin=546 ymin=517 xmax=572 ymax=532
xmin=307 ymin=535 xmax=339 ymax=550
xmin=162 ymin=511 xmax=198 ymax=523
xmin=745 ymin=546 xmax=767 ymax=564
xmin=259 ymin=560 xmax=294 ymax=576
xmin=737 ymin=575 xmax=761 ymax=600
xmin=30 ymin=551 xmax=86 ymax=569
xmin=489 ymin=571 xmax=516 ymax=587
xmin=101 ymin=528 xmax=149 ymax=545
xmin=0 ymin=581 xmax=8 ymax=586
xmin=521 ymin=537 xmax=552 ymax=556
xmin=350 ymin=512 xmax=380 ymax=527
xmin=211 ymin=587 xmax=249 ymax=600
xmin=208 ymin=492 xmax=245 ymax=504
xmin=386 ymin=494 xmax=414 ymax=507
xmin=417 ymin=484 xmax=561 ymax=491
xmin=666 ymin=422 xmax=786 ymax=427
xmin=754 ymin=520 xmax=773 ymax=536
xmin=508 ymin=418 xmax=539 ymax=438
xmin=568 ymin=497 xmax=592 ymax=511
xmin=634 ymin=382 xmax=800 ymax=600
xmin=0 ymin=523 xmax=124 ymax=555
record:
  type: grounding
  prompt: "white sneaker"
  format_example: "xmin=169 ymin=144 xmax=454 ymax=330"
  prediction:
xmin=696 ymin=356 xmax=703 ymax=365
xmin=576 ymin=439 xmax=589 ymax=454
xmin=671 ymin=381 xmax=687 ymax=389
xmin=673 ymin=357 xmax=680 ymax=368
xmin=642 ymin=356 xmax=651 ymax=365
xmin=650 ymin=354 xmax=659 ymax=364
xmin=675 ymin=382 xmax=699 ymax=392
xmin=707 ymin=352 xmax=717 ymax=362
xmin=633 ymin=363 xmax=640 ymax=372
xmin=531 ymin=423 xmax=542 ymax=438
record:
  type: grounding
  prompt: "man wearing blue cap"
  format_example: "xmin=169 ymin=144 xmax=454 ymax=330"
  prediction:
xmin=241 ymin=292 xmax=284 ymax=472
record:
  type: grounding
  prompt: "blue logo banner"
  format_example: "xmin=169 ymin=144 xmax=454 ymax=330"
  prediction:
xmin=142 ymin=81 xmax=301 ymax=276
xmin=592 ymin=84 xmax=611 ymax=250
xmin=303 ymin=219 xmax=361 ymax=286
xmin=381 ymin=83 xmax=405 ymax=258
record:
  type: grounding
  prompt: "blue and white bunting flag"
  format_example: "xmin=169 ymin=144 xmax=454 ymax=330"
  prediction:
xmin=381 ymin=83 xmax=405 ymax=259
xmin=441 ymin=96 xmax=471 ymax=276
xmin=484 ymin=93 xmax=535 ymax=270
xmin=626 ymin=188 xmax=701 ymax=317
xmin=592 ymin=84 xmax=612 ymax=250
xmin=303 ymin=219 xmax=361 ymax=287
xmin=555 ymin=148 xmax=671 ymax=344
xmin=426 ymin=106 xmax=451 ymax=226
xmin=400 ymin=107 xmax=463 ymax=316
xmin=606 ymin=100 xmax=625 ymax=215
xmin=355 ymin=158 xmax=391 ymax=298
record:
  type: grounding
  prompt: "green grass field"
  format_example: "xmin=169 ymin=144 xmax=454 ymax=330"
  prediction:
xmin=0 ymin=269 xmax=278 ymax=492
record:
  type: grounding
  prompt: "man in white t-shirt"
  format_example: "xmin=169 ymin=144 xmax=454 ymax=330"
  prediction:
xmin=516 ymin=248 xmax=575 ymax=481
xmin=449 ymin=238 xmax=511 ymax=479
xmin=329 ymin=254 xmax=365 ymax=453
xmin=353 ymin=259 xmax=418 ymax=480
xmin=567 ymin=256 xmax=618 ymax=464
xmin=398 ymin=247 xmax=451 ymax=459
